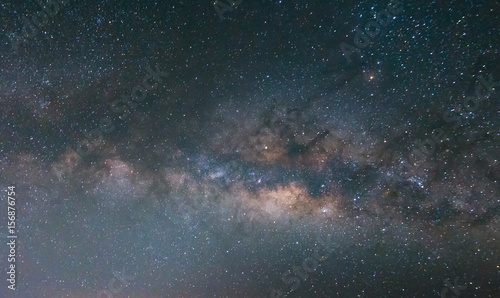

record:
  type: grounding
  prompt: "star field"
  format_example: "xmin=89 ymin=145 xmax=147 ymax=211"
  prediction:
xmin=0 ymin=0 xmax=499 ymax=297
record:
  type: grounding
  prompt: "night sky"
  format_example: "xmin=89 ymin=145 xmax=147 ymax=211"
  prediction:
xmin=1 ymin=0 xmax=499 ymax=297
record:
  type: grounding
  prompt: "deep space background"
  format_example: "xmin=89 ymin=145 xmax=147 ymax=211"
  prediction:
xmin=0 ymin=0 xmax=499 ymax=297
